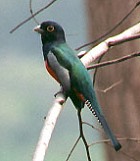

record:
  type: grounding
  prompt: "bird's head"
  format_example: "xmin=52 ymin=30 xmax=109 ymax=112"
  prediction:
xmin=34 ymin=21 xmax=66 ymax=45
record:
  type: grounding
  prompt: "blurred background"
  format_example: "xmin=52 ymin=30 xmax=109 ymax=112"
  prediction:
xmin=0 ymin=0 xmax=140 ymax=161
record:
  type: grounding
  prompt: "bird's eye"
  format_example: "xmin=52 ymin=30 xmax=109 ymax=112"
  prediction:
xmin=47 ymin=25 xmax=55 ymax=32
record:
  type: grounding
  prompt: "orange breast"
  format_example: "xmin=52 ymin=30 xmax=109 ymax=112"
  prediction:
xmin=45 ymin=60 xmax=60 ymax=83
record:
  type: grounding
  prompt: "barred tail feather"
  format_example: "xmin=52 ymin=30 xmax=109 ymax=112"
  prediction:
xmin=85 ymin=100 xmax=121 ymax=151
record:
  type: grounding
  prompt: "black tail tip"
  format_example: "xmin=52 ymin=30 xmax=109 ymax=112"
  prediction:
xmin=114 ymin=143 xmax=122 ymax=151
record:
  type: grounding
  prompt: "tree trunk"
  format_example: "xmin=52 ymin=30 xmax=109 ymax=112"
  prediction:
xmin=86 ymin=1 xmax=140 ymax=160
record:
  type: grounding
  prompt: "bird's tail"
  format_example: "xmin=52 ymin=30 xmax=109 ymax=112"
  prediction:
xmin=85 ymin=100 xmax=121 ymax=151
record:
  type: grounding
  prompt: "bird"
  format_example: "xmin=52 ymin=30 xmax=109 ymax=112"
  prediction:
xmin=34 ymin=21 xmax=121 ymax=151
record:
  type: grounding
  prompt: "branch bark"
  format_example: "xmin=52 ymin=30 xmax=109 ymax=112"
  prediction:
xmin=80 ymin=22 xmax=140 ymax=67
xmin=32 ymin=93 xmax=65 ymax=161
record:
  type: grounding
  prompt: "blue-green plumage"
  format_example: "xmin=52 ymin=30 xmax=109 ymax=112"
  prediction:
xmin=34 ymin=21 xmax=121 ymax=151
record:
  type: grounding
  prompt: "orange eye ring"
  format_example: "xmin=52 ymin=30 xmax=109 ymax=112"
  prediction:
xmin=47 ymin=25 xmax=55 ymax=32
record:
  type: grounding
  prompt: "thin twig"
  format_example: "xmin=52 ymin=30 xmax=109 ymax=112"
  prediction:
xmin=96 ymin=80 xmax=123 ymax=93
xmin=10 ymin=0 xmax=58 ymax=33
xmin=89 ymin=137 xmax=140 ymax=147
xmin=93 ymin=54 xmax=104 ymax=86
xmin=82 ymin=122 xmax=103 ymax=134
xmin=29 ymin=0 xmax=40 ymax=25
xmin=65 ymin=136 xmax=81 ymax=161
xmin=87 ymin=51 xmax=140 ymax=70
xmin=77 ymin=110 xmax=91 ymax=161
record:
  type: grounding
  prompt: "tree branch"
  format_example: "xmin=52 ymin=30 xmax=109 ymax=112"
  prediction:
xmin=87 ymin=51 xmax=140 ymax=70
xmin=80 ymin=22 xmax=140 ymax=67
xmin=32 ymin=93 xmax=66 ymax=161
